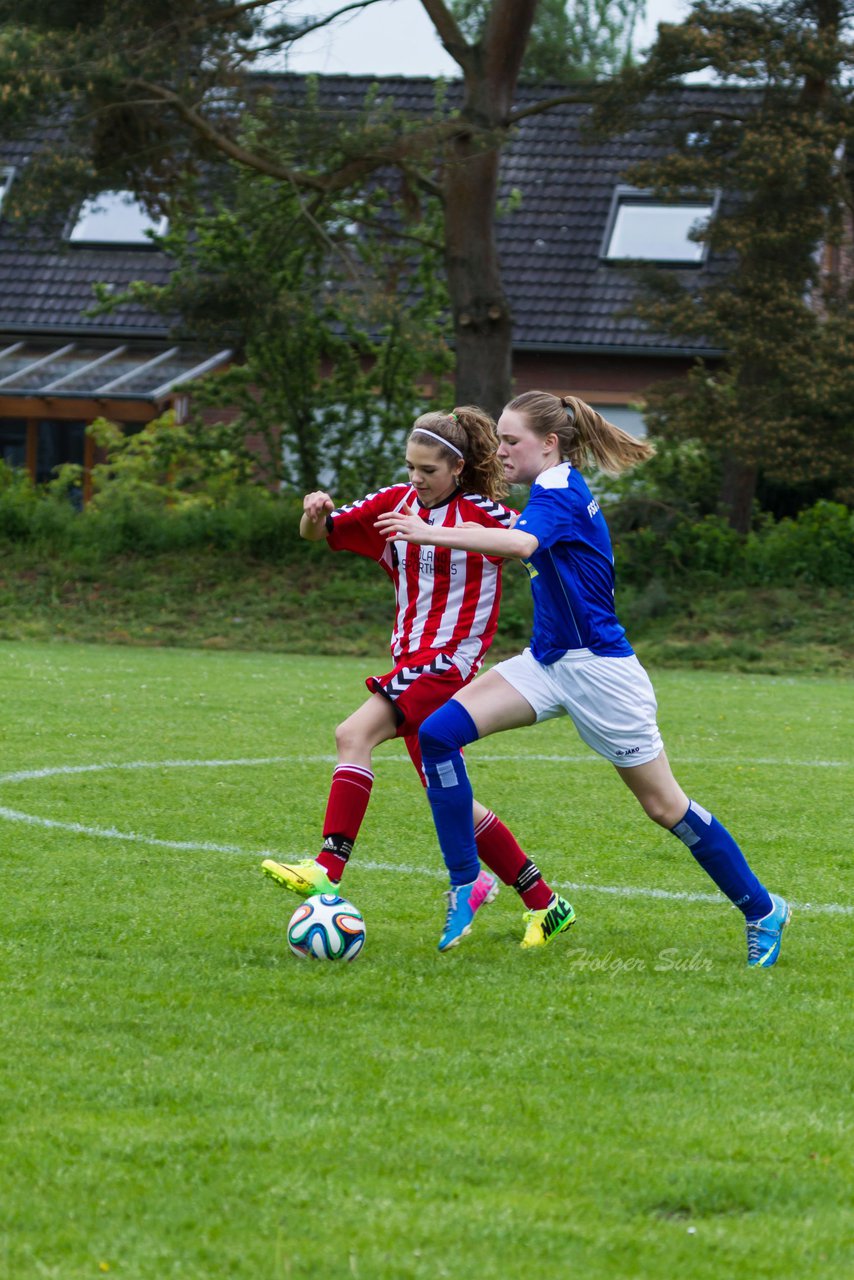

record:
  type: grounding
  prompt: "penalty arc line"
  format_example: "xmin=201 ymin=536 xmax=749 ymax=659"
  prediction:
xmin=1 ymin=756 xmax=850 ymax=916
xmin=0 ymin=751 xmax=851 ymax=788
xmin=0 ymin=807 xmax=850 ymax=919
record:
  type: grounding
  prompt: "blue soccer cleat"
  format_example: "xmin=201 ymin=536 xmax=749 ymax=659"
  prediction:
xmin=438 ymin=869 xmax=499 ymax=952
xmin=746 ymin=892 xmax=791 ymax=967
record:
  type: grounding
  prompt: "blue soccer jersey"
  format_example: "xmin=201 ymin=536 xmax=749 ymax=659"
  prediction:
xmin=514 ymin=462 xmax=633 ymax=663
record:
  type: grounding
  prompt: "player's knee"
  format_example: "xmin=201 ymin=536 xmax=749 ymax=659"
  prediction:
xmin=642 ymin=793 xmax=683 ymax=828
xmin=334 ymin=719 xmax=362 ymax=756
xmin=419 ymin=709 xmax=452 ymax=762
xmin=419 ymin=700 xmax=478 ymax=761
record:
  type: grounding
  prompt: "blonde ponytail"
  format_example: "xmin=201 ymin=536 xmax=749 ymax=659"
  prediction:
xmin=506 ymin=391 xmax=654 ymax=476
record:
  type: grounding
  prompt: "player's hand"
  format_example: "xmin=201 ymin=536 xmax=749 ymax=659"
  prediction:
xmin=303 ymin=491 xmax=335 ymax=525
xmin=374 ymin=505 xmax=426 ymax=543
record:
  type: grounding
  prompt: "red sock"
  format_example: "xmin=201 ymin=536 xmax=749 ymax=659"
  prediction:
xmin=474 ymin=811 xmax=553 ymax=909
xmin=316 ymin=764 xmax=374 ymax=882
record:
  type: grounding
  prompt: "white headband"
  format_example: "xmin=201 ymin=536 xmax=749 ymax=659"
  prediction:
xmin=411 ymin=427 xmax=465 ymax=459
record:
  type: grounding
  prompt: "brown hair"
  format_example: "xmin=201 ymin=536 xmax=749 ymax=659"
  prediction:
xmin=410 ymin=406 xmax=508 ymax=500
xmin=505 ymin=391 xmax=655 ymax=475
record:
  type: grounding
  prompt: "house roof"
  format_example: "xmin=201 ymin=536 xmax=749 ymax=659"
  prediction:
xmin=0 ymin=75 xmax=740 ymax=357
xmin=0 ymin=136 xmax=174 ymax=339
xmin=263 ymin=75 xmax=737 ymax=357
xmin=0 ymin=339 xmax=232 ymax=399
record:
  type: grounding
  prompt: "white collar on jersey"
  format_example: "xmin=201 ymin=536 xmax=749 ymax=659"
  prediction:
xmin=534 ymin=461 xmax=572 ymax=489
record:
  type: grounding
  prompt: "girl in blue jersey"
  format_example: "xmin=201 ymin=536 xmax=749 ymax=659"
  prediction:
xmin=375 ymin=390 xmax=790 ymax=966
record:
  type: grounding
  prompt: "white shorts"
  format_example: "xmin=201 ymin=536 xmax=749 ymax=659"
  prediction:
xmin=490 ymin=647 xmax=663 ymax=767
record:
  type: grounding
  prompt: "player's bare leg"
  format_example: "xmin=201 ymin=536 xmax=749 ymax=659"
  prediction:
xmin=262 ymin=694 xmax=397 ymax=893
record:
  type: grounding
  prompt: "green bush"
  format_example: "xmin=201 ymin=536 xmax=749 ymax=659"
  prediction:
xmin=662 ymin=515 xmax=746 ymax=583
xmin=0 ymin=461 xmax=306 ymax=563
xmin=614 ymin=517 xmax=745 ymax=587
xmin=0 ymin=462 xmax=40 ymax=540
xmin=745 ymin=501 xmax=854 ymax=587
xmin=2 ymin=454 xmax=852 ymax=594
xmin=70 ymin=489 xmax=305 ymax=561
xmin=614 ymin=501 xmax=853 ymax=591
xmin=0 ymin=462 xmax=81 ymax=544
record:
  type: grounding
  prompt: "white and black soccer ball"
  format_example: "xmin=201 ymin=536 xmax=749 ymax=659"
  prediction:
xmin=287 ymin=894 xmax=366 ymax=962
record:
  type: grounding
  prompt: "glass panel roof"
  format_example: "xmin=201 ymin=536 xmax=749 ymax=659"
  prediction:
xmin=0 ymin=342 xmax=231 ymax=398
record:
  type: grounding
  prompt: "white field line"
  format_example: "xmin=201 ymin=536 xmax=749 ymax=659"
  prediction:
xmin=0 ymin=804 xmax=253 ymax=855
xmin=0 ymin=756 xmax=850 ymax=917
xmin=0 ymin=751 xmax=851 ymax=788
xmin=0 ymin=757 xmax=299 ymax=785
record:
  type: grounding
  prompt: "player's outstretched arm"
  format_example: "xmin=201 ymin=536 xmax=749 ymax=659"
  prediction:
xmin=374 ymin=506 xmax=538 ymax=560
xmin=300 ymin=491 xmax=335 ymax=542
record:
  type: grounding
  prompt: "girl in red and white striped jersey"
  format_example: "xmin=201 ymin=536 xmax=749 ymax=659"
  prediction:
xmin=261 ymin=407 xmax=565 ymax=926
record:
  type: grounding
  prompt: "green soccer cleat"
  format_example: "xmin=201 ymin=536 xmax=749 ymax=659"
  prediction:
xmin=261 ymin=858 xmax=335 ymax=897
xmin=520 ymin=894 xmax=576 ymax=949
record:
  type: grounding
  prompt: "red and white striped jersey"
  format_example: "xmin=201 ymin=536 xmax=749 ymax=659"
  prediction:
xmin=327 ymin=484 xmax=516 ymax=680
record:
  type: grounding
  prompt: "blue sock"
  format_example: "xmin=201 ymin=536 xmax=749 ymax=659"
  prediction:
xmin=671 ymin=800 xmax=773 ymax=920
xmin=419 ymin=701 xmax=481 ymax=887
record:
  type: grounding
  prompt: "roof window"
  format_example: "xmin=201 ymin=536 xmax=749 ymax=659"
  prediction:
xmin=68 ymin=190 xmax=167 ymax=247
xmin=602 ymin=187 xmax=716 ymax=264
xmin=0 ymin=167 xmax=14 ymax=216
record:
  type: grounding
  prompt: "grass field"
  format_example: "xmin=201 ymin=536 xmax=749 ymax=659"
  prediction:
xmin=1 ymin=641 xmax=852 ymax=1279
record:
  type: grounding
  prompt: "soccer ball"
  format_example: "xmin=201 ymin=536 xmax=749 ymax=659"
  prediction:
xmin=287 ymin=894 xmax=366 ymax=961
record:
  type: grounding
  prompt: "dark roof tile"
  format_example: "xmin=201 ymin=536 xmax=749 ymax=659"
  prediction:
xmin=1 ymin=74 xmax=744 ymax=352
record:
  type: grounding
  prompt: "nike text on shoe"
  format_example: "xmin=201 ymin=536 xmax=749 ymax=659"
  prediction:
xmin=438 ymin=869 xmax=499 ymax=953
xmin=746 ymin=892 xmax=790 ymax=968
xmin=261 ymin=858 xmax=334 ymax=897
xmin=521 ymin=894 xmax=576 ymax=949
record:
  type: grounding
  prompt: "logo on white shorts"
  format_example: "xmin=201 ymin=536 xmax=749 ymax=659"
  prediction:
xmin=615 ymin=745 xmax=640 ymax=757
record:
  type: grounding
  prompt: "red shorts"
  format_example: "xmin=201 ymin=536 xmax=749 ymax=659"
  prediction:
xmin=366 ymin=653 xmax=469 ymax=784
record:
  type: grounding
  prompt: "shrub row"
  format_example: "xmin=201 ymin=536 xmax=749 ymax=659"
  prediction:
xmin=615 ymin=502 xmax=854 ymax=589
xmin=1 ymin=463 xmax=852 ymax=589
xmin=0 ymin=467 xmax=305 ymax=562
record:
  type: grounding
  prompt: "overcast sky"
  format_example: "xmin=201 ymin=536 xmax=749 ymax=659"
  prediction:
xmin=283 ymin=0 xmax=691 ymax=77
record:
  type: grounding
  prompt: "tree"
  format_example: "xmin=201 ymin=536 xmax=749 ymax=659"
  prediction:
xmin=98 ymin=159 xmax=454 ymax=492
xmin=0 ymin=0 xmax=628 ymax=416
xmin=594 ymin=0 xmax=854 ymax=529
xmin=451 ymin=0 xmax=644 ymax=83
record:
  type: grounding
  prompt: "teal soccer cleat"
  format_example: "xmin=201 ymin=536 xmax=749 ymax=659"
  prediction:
xmin=746 ymin=893 xmax=791 ymax=967
xmin=438 ymin=869 xmax=499 ymax=952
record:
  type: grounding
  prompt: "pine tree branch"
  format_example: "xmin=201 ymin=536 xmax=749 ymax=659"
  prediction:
xmin=193 ymin=0 xmax=386 ymax=37
xmin=269 ymin=0 xmax=389 ymax=41
xmin=130 ymin=80 xmax=332 ymax=189
xmin=129 ymin=78 xmax=483 ymax=194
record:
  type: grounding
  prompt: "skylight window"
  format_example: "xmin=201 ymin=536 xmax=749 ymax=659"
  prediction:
xmin=68 ymin=190 xmax=167 ymax=247
xmin=0 ymin=167 xmax=14 ymax=215
xmin=602 ymin=187 xmax=716 ymax=264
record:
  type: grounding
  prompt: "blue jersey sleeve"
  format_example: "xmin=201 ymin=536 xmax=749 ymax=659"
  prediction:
xmin=508 ymin=462 xmax=633 ymax=661
xmin=515 ymin=485 xmax=573 ymax=551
